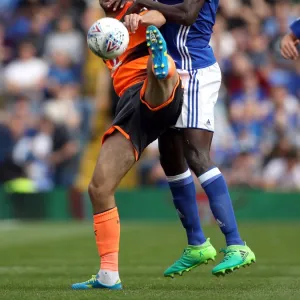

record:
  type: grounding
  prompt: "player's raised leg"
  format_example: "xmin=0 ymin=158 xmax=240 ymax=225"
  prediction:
xmin=71 ymin=132 xmax=135 ymax=289
xmin=142 ymin=25 xmax=178 ymax=106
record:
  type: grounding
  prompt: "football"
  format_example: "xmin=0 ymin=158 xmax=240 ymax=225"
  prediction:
xmin=87 ymin=17 xmax=129 ymax=60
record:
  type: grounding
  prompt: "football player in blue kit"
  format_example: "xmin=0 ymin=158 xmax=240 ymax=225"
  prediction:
xmin=281 ymin=18 xmax=300 ymax=60
xmin=105 ymin=0 xmax=256 ymax=277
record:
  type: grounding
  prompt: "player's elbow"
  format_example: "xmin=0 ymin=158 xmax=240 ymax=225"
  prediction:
xmin=180 ymin=11 xmax=197 ymax=26
xmin=154 ymin=16 xmax=166 ymax=28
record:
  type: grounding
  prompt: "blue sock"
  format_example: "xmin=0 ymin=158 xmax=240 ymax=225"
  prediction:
xmin=167 ymin=169 xmax=206 ymax=245
xmin=199 ymin=167 xmax=244 ymax=246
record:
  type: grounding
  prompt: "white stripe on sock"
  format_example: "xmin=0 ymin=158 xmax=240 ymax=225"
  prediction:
xmin=167 ymin=169 xmax=191 ymax=183
xmin=198 ymin=168 xmax=221 ymax=185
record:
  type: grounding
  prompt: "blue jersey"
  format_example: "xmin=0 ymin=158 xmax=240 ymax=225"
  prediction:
xmin=291 ymin=18 xmax=300 ymax=39
xmin=159 ymin=0 xmax=219 ymax=70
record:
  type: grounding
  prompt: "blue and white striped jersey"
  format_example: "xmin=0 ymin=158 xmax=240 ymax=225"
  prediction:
xmin=159 ymin=0 xmax=219 ymax=70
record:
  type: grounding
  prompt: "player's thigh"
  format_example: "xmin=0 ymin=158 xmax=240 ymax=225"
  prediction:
xmin=90 ymin=131 xmax=135 ymax=192
xmin=175 ymin=64 xmax=221 ymax=130
xmin=158 ymin=128 xmax=188 ymax=176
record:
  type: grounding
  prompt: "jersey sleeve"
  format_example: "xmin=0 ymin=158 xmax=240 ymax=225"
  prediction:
xmin=139 ymin=8 xmax=148 ymax=16
xmin=290 ymin=18 xmax=300 ymax=39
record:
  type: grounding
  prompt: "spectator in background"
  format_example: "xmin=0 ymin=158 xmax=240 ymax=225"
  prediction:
xmin=9 ymin=95 xmax=38 ymax=130
xmin=0 ymin=115 xmax=28 ymax=186
xmin=12 ymin=123 xmax=53 ymax=192
xmin=46 ymin=51 xmax=79 ymax=98
xmin=45 ymin=14 xmax=85 ymax=65
xmin=41 ymin=105 xmax=79 ymax=187
xmin=262 ymin=148 xmax=300 ymax=190
xmin=247 ymin=27 xmax=269 ymax=70
xmin=229 ymin=71 xmax=270 ymax=152
xmin=210 ymin=15 xmax=237 ymax=68
xmin=27 ymin=8 xmax=52 ymax=56
xmin=45 ymin=84 xmax=81 ymax=130
xmin=225 ymin=151 xmax=261 ymax=188
xmin=0 ymin=24 xmax=6 ymax=97
xmin=268 ymin=74 xmax=300 ymax=142
xmin=211 ymin=87 xmax=239 ymax=168
xmin=225 ymin=52 xmax=253 ymax=95
xmin=0 ymin=115 xmax=25 ymax=165
xmin=0 ymin=0 xmax=20 ymax=20
xmin=4 ymin=41 xmax=48 ymax=99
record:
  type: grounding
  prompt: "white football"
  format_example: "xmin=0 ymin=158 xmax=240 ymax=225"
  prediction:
xmin=87 ymin=17 xmax=129 ymax=60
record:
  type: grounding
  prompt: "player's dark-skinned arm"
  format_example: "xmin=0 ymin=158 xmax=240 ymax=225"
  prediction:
xmin=104 ymin=0 xmax=206 ymax=26
xmin=127 ymin=0 xmax=206 ymax=26
xmin=141 ymin=10 xmax=166 ymax=28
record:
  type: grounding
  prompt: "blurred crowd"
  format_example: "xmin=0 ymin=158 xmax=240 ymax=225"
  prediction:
xmin=0 ymin=0 xmax=97 ymax=191
xmin=139 ymin=0 xmax=300 ymax=191
xmin=1 ymin=0 xmax=300 ymax=192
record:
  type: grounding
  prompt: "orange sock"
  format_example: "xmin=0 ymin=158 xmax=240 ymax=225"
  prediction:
xmin=94 ymin=207 xmax=120 ymax=271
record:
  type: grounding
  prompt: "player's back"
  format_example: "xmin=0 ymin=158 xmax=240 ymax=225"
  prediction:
xmin=105 ymin=3 xmax=148 ymax=96
xmin=159 ymin=0 xmax=219 ymax=70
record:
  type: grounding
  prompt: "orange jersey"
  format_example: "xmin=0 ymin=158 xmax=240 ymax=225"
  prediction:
xmin=104 ymin=3 xmax=148 ymax=97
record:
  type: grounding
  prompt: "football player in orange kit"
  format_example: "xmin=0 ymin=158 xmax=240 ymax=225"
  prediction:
xmin=72 ymin=1 xmax=183 ymax=290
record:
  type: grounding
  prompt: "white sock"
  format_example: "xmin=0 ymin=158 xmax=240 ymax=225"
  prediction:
xmin=98 ymin=270 xmax=120 ymax=286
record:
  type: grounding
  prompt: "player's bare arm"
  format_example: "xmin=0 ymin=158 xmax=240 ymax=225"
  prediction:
xmin=105 ymin=0 xmax=205 ymax=26
xmin=129 ymin=0 xmax=206 ymax=26
xmin=281 ymin=32 xmax=299 ymax=60
xmin=124 ymin=10 xmax=166 ymax=33
xmin=99 ymin=0 xmax=127 ymax=12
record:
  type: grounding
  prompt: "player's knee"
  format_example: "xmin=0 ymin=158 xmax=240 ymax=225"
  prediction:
xmin=88 ymin=178 xmax=114 ymax=206
xmin=185 ymin=147 xmax=212 ymax=176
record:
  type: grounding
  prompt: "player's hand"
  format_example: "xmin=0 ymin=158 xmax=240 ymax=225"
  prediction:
xmin=101 ymin=0 xmax=128 ymax=11
xmin=124 ymin=0 xmax=144 ymax=15
xmin=124 ymin=13 xmax=142 ymax=33
xmin=280 ymin=33 xmax=299 ymax=60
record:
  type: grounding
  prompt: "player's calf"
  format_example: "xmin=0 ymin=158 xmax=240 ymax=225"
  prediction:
xmin=182 ymin=129 xmax=214 ymax=176
xmin=143 ymin=26 xmax=179 ymax=108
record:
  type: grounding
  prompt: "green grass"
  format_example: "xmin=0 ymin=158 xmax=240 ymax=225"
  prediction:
xmin=0 ymin=221 xmax=300 ymax=300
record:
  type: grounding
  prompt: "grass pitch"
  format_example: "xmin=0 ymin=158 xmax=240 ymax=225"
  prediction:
xmin=0 ymin=221 xmax=299 ymax=300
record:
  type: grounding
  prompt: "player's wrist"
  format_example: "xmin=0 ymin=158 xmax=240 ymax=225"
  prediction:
xmin=290 ymin=32 xmax=298 ymax=42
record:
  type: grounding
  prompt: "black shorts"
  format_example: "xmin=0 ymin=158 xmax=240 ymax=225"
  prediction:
xmin=102 ymin=79 xmax=183 ymax=160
